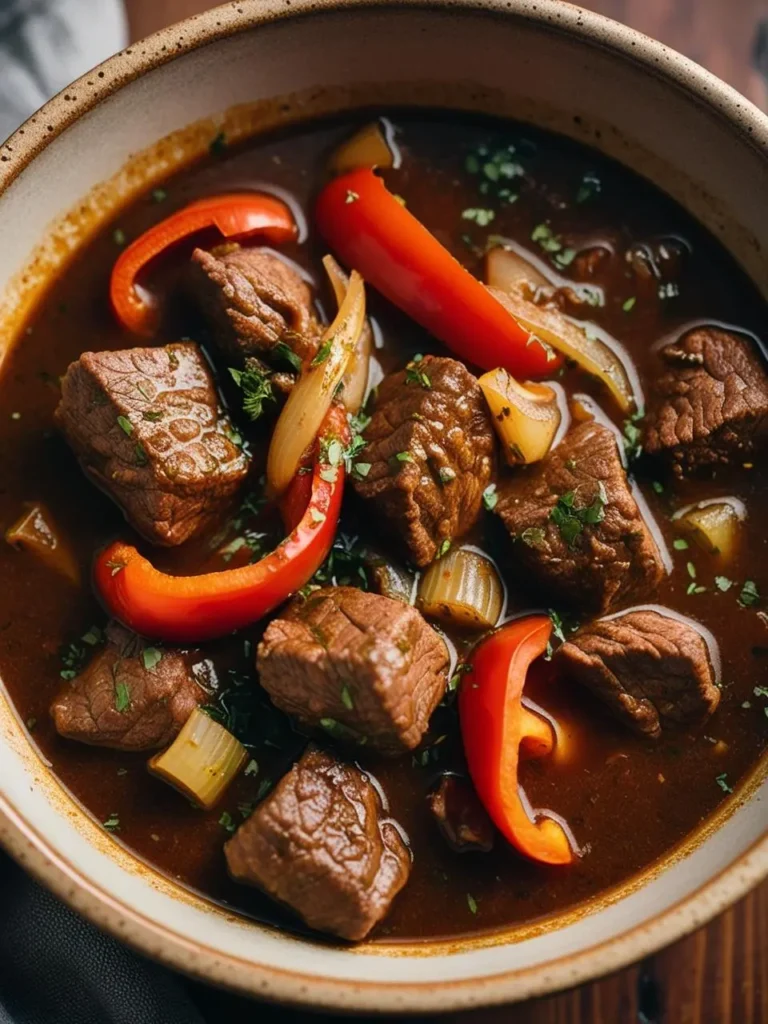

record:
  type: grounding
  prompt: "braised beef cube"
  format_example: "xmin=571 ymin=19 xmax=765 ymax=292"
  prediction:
xmin=56 ymin=343 xmax=248 ymax=546
xmin=495 ymin=421 xmax=664 ymax=613
xmin=555 ymin=609 xmax=720 ymax=739
xmin=187 ymin=245 xmax=320 ymax=366
xmin=352 ymin=356 xmax=495 ymax=567
xmin=257 ymin=586 xmax=448 ymax=755
xmin=643 ymin=327 xmax=768 ymax=475
xmin=51 ymin=623 xmax=204 ymax=751
xmin=225 ymin=745 xmax=411 ymax=941
xmin=428 ymin=775 xmax=495 ymax=853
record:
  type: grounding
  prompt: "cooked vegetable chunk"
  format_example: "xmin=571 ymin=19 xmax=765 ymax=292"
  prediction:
xmin=494 ymin=421 xmax=665 ymax=613
xmin=428 ymin=775 xmax=495 ymax=853
xmin=643 ymin=327 xmax=768 ymax=474
xmin=555 ymin=609 xmax=720 ymax=739
xmin=51 ymin=624 xmax=204 ymax=751
xmin=352 ymin=356 xmax=495 ymax=567
xmin=56 ymin=342 xmax=248 ymax=546
xmin=257 ymin=586 xmax=449 ymax=755
xmin=225 ymin=745 xmax=411 ymax=941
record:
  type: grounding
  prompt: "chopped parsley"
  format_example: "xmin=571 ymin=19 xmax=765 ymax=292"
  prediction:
xmin=437 ymin=538 xmax=452 ymax=559
xmin=142 ymin=647 xmax=162 ymax=672
xmin=651 ymin=480 xmax=664 ymax=495
xmin=134 ymin=443 xmax=148 ymax=466
xmin=715 ymin=773 xmax=733 ymax=795
xmin=521 ymin=527 xmax=546 ymax=548
xmin=116 ymin=415 xmax=133 ymax=436
xmin=438 ymin=466 xmax=456 ymax=484
xmin=142 ymin=410 xmax=164 ymax=422
xmin=219 ymin=811 xmax=237 ymax=834
xmin=112 ymin=228 xmax=126 ymax=247
xmin=319 ymin=718 xmax=364 ymax=743
xmin=714 ymin=576 xmax=733 ymax=592
xmin=59 ymin=626 xmax=104 ymax=680
xmin=531 ymin=222 xmax=563 ymax=255
xmin=151 ymin=188 xmax=167 ymax=203
xmin=229 ymin=364 xmax=274 ymax=421
xmin=576 ymin=171 xmax=601 ymax=204
xmin=244 ymin=759 xmax=259 ymax=777
xmin=754 ymin=686 xmax=768 ymax=698
xmin=466 ymin=893 xmax=478 ymax=914
xmin=102 ymin=813 xmax=120 ymax=832
xmin=448 ymin=663 xmax=471 ymax=691
xmin=311 ymin=338 xmax=333 ymax=366
xmin=114 ymin=681 xmax=131 ymax=713
xmin=550 ymin=483 xmax=607 ymax=547
xmin=273 ymin=341 xmax=302 ymax=373
xmin=405 ymin=354 xmax=431 ymax=389
xmin=622 ymin=408 xmax=644 ymax=461
xmin=739 ymin=580 xmax=761 ymax=607
xmin=686 ymin=562 xmax=697 ymax=579
xmin=353 ymin=462 xmax=371 ymax=479
xmin=548 ymin=609 xmax=567 ymax=644
xmin=462 ymin=207 xmax=495 ymax=227
xmin=622 ymin=296 xmax=637 ymax=313
xmin=341 ymin=686 xmax=354 ymax=710
xmin=673 ymin=538 xmax=689 ymax=551
xmin=482 ymin=483 xmax=498 ymax=511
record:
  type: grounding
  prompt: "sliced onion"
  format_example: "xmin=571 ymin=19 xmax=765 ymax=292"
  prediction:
xmin=148 ymin=708 xmax=246 ymax=810
xmin=478 ymin=367 xmax=560 ymax=465
xmin=267 ymin=268 xmax=365 ymax=495
xmin=322 ymin=254 xmax=372 ymax=414
xmin=486 ymin=246 xmax=635 ymax=413
xmin=329 ymin=120 xmax=396 ymax=176
xmin=365 ymin=553 xmax=416 ymax=604
xmin=5 ymin=502 xmax=80 ymax=584
xmin=417 ymin=547 xmax=503 ymax=630
xmin=486 ymin=244 xmax=550 ymax=295
xmin=673 ymin=500 xmax=745 ymax=558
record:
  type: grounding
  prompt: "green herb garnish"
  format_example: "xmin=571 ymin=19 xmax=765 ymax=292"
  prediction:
xmin=229 ymin=364 xmax=274 ymax=421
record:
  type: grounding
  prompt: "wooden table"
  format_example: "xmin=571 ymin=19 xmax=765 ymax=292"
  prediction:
xmin=129 ymin=1 xmax=768 ymax=1020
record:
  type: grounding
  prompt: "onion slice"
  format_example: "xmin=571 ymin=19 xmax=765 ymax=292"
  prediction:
xmin=478 ymin=368 xmax=560 ymax=465
xmin=418 ymin=547 xmax=503 ymax=630
xmin=5 ymin=502 xmax=80 ymax=584
xmin=322 ymin=254 xmax=372 ymax=414
xmin=329 ymin=120 xmax=397 ymax=176
xmin=673 ymin=500 xmax=745 ymax=558
xmin=486 ymin=245 xmax=635 ymax=413
xmin=267 ymin=267 xmax=365 ymax=495
xmin=148 ymin=708 xmax=247 ymax=810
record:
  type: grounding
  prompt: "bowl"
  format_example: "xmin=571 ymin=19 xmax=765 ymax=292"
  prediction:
xmin=0 ymin=0 xmax=766 ymax=1012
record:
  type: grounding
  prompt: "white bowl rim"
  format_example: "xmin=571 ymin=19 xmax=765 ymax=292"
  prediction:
xmin=0 ymin=0 xmax=767 ymax=1011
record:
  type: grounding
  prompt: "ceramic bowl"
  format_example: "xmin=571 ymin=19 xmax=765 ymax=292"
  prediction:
xmin=0 ymin=0 xmax=766 ymax=1012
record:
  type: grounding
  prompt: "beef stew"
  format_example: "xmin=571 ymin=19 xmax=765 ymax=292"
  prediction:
xmin=0 ymin=113 xmax=766 ymax=943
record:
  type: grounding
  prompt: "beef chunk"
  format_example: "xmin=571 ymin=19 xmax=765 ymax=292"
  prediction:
xmin=56 ymin=342 xmax=248 ymax=546
xmin=257 ymin=586 xmax=448 ymax=755
xmin=495 ymin=421 xmax=664 ymax=613
xmin=643 ymin=327 xmax=768 ymax=474
xmin=225 ymin=745 xmax=411 ymax=941
xmin=51 ymin=624 xmax=204 ymax=751
xmin=555 ymin=609 xmax=720 ymax=739
xmin=428 ymin=775 xmax=495 ymax=853
xmin=351 ymin=356 xmax=495 ymax=567
xmin=187 ymin=245 xmax=320 ymax=366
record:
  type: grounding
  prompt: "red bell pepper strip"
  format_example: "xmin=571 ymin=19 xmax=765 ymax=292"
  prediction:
xmin=110 ymin=192 xmax=298 ymax=336
xmin=94 ymin=408 xmax=348 ymax=643
xmin=459 ymin=616 xmax=574 ymax=866
xmin=315 ymin=168 xmax=562 ymax=378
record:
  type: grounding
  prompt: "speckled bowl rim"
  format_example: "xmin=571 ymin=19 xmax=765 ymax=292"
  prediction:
xmin=0 ymin=0 xmax=767 ymax=1012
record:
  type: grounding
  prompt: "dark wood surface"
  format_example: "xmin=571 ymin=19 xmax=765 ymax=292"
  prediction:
xmin=126 ymin=2 xmax=767 ymax=1020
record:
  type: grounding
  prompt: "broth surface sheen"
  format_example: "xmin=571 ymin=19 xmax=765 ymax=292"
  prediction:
xmin=0 ymin=113 xmax=766 ymax=944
